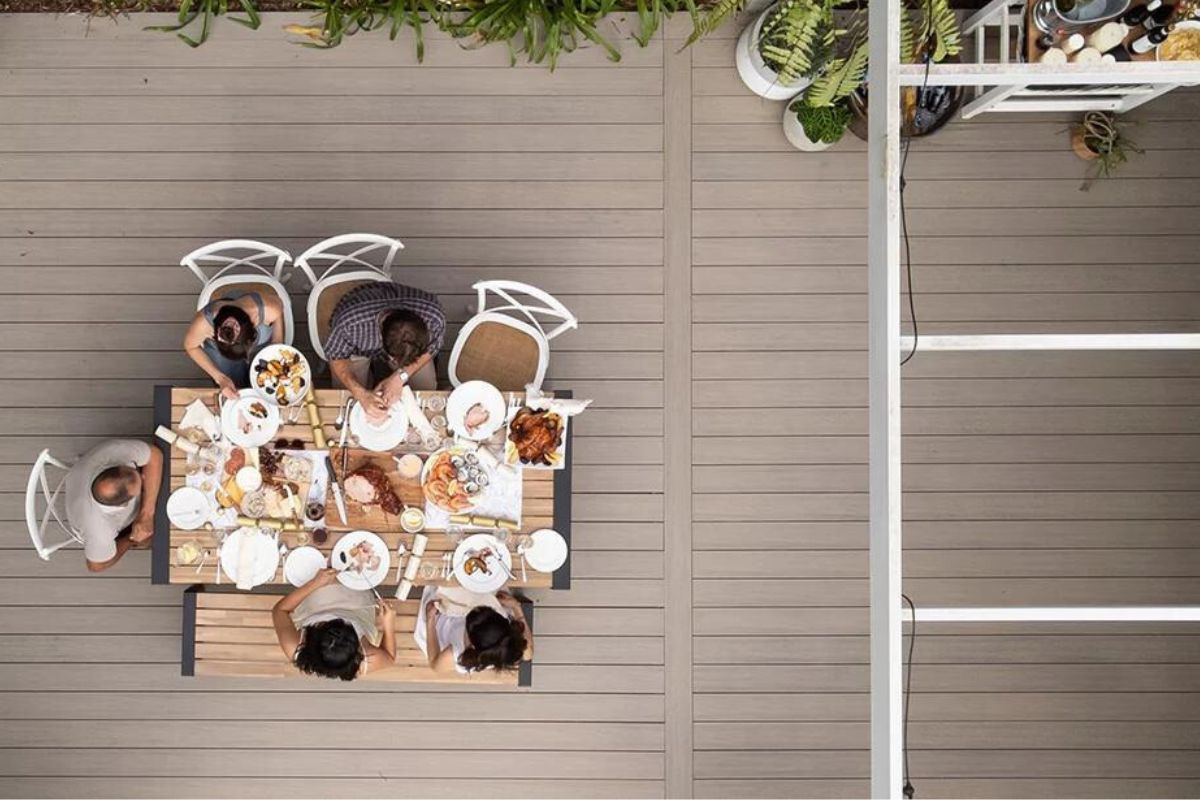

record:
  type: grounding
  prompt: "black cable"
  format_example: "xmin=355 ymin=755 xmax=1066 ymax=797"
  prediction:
xmin=899 ymin=56 xmax=931 ymax=368
xmin=902 ymin=592 xmax=918 ymax=799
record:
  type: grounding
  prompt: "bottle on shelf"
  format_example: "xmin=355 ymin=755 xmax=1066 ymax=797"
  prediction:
xmin=1122 ymin=0 xmax=1161 ymax=26
xmin=1130 ymin=22 xmax=1174 ymax=53
xmin=1086 ymin=21 xmax=1129 ymax=52
xmin=1061 ymin=32 xmax=1087 ymax=54
xmin=1143 ymin=0 xmax=1176 ymax=29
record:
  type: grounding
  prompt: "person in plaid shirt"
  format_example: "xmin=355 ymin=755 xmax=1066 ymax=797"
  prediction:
xmin=325 ymin=282 xmax=446 ymax=422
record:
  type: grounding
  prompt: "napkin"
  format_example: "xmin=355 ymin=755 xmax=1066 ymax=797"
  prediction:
xmin=181 ymin=398 xmax=221 ymax=441
xmin=524 ymin=384 xmax=592 ymax=417
xmin=400 ymin=386 xmax=438 ymax=442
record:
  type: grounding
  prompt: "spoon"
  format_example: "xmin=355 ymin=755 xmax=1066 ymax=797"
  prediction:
xmin=333 ymin=391 xmax=348 ymax=430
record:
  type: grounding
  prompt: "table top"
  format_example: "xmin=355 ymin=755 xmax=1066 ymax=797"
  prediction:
xmin=151 ymin=386 xmax=572 ymax=591
xmin=1026 ymin=0 xmax=1163 ymax=63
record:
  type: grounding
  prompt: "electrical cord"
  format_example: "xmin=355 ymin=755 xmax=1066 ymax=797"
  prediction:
xmin=902 ymin=593 xmax=918 ymax=799
xmin=899 ymin=56 xmax=931 ymax=368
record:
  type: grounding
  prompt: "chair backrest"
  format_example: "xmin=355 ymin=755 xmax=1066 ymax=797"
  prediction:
xmin=26 ymin=449 xmax=82 ymax=560
xmin=472 ymin=280 xmax=579 ymax=342
xmin=307 ymin=272 xmax=392 ymax=363
xmin=294 ymin=234 xmax=404 ymax=288
xmin=180 ymin=239 xmax=292 ymax=285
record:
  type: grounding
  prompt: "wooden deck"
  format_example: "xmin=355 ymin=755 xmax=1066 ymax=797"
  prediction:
xmin=2 ymin=11 xmax=1199 ymax=799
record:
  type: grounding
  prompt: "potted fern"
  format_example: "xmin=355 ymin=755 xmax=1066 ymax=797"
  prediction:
xmin=781 ymin=22 xmax=866 ymax=150
xmin=688 ymin=0 xmax=844 ymax=100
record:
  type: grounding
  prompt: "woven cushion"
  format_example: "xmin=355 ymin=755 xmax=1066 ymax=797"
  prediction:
xmin=454 ymin=319 xmax=543 ymax=391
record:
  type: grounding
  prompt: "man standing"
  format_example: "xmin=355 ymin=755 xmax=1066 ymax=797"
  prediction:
xmin=65 ymin=439 xmax=164 ymax=573
xmin=324 ymin=282 xmax=446 ymax=422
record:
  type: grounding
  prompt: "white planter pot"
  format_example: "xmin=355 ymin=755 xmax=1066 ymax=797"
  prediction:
xmin=782 ymin=106 xmax=833 ymax=151
xmin=735 ymin=5 xmax=811 ymax=101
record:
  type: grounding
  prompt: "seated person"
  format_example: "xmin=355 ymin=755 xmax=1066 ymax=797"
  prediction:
xmin=183 ymin=291 xmax=285 ymax=400
xmin=415 ymin=586 xmax=533 ymax=675
xmin=323 ymin=282 xmax=446 ymax=422
xmin=65 ymin=439 xmax=164 ymax=573
xmin=273 ymin=569 xmax=396 ymax=681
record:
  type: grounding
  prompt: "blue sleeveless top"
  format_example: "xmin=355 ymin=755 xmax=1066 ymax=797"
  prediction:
xmin=200 ymin=291 xmax=274 ymax=388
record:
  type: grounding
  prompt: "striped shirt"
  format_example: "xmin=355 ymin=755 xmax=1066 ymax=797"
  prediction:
xmin=325 ymin=282 xmax=446 ymax=363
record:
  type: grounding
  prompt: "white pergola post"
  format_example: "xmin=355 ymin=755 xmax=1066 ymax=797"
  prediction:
xmin=867 ymin=0 xmax=904 ymax=795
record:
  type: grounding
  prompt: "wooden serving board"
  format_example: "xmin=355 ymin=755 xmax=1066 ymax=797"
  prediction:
xmin=334 ymin=447 xmax=425 ymax=531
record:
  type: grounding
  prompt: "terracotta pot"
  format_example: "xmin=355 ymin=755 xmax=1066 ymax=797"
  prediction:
xmin=1071 ymin=129 xmax=1101 ymax=161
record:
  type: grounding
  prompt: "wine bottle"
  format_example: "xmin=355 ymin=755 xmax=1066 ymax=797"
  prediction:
xmin=1130 ymin=22 xmax=1173 ymax=52
xmin=1122 ymin=0 xmax=1160 ymax=26
xmin=1143 ymin=0 xmax=1175 ymax=28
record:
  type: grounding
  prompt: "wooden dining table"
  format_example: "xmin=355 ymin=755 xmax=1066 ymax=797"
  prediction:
xmin=150 ymin=386 xmax=572 ymax=591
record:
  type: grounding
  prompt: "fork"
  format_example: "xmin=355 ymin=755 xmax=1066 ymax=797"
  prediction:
xmin=442 ymin=551 xmax=452 ymax=580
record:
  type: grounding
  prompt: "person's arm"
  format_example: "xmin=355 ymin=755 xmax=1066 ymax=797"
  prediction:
xmin=497 ymin=591 xmax=534 ymax=661
xmin=86 ymin=536 xmax=135 ymax=573
xmin=129 ymin=447 xmax=163 ymax=544
xmin=261 ymin=293 xmax=286 ymax=345
xmin=363 ymin=600 xmax=397 ymax=673
xmin=272 ymin=568 xmax=337 ymax=658
xmin=423 ymin=599 xmax=444 ymax=668
xmin=329 ymin=358 xmax=390 ymax=420
xmin=183 ymin=311 xmax=239 ymax=400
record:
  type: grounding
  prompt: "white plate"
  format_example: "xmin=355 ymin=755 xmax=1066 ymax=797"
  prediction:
xmin=166 ymin=486 xmax=210 ymax=530
xmin=331 ymin=530 xmax=391 ymax=590
xmin=505 ymin=407 xmax=568 ymax=470
xmin=284 ymin=546 xmax=328 ymax=587
xmin=218 ymin=527 xmax=280 ymax=589
xmin=453 ymin=533 xmax=512 ymax=594
xmin=250 ymin=343 xmax=312 ymax=407
xmin=446 ymin=381 xmax=506 ymax=441
xmin=349 ymin=400 xmax=408 ymax=452
xmin=220 ymin=389 xmax=280 ymax=448
xmin=524 ymin=528 xmax=568 ymax=573
xmin=421 ymin=446 xmax=487 ymax=514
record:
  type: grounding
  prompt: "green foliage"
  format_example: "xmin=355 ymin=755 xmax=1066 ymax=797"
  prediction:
xmin=145 ymin=0 xmax=261 ymax=46
xmin=290 ymin=0 xmax=434 ymax=57
xmin=791 ymin=100 xmax=850 ymax=144
xmin=756 ymin=0 xmax=837 ymax=87
xmin=803 ymin=37 xmax=865 ymax=106
xmin=905 ymin=0 xmax=960 ymax=62
xmin=447 ymin=0 xmax=622 ymax=68
xmin=1074 ymin=110 xmax=1143 ymax=189
xmin=632 ymin=0 xmax=697 ymax=47
xmin=683 ymin=0 xmax=744 ymax=45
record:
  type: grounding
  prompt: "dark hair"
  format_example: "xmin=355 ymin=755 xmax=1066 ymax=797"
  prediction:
xmin=92 ymin=465 xmax=139 ymax=506
xmin=212 ymin=304 xmax=255 ymax=361
xmin=380 ymin=310 xmax=429 ymax=370
xmin=293 ymin=619 xmax=364 ymax=681
xmin=459 ymin=607 xmax=527 ymax=673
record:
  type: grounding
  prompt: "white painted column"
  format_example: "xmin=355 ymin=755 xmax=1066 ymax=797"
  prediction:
xmin=867 ymin=0 xmax=904 ymax=794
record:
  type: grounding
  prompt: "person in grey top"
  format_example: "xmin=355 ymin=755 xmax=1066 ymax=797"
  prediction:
xmin=324 ymin=282 xmax=446 ymax=423
xmin=65 ymin=439 xmax=164 ymax=573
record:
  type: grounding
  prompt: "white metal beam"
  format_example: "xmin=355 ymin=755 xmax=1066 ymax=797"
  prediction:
xmin=900 ymin=333 xmax=1200 ymax=351
xmin=905 ymin=606 xmax=1200 ymax=622
xmin=899 ymin=61 xmax=1200 ymax=86
xmin=867 ymin=0 xmax=903 ymax=793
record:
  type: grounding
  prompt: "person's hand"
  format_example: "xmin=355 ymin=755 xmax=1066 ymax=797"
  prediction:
xmin=130 ymin=517 xmax=154 ymax=544
xmin=309 ymin=568 xmax=338 ymax=588
xmin=377 ymin=373 xmax=405 ymax=407
xmin=355 ymin=388 xmax=390 ymax=423
xmin=377 ymin=599 xmax=397 ymax=627
xmin=215 ymin=374 xmax=240 ymax=401
xmin=425 ymin=600 xmax=439 ymax=623
xmin=496 ymin=591 xmax=521 ymax=612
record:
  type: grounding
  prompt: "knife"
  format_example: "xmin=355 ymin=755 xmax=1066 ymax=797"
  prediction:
xmin=325 ymin=454 xmax=349 ymax=525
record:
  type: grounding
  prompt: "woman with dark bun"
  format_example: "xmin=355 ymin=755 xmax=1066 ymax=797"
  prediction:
xmin=414 ymin=586 xmax=532 ymax=674
xmin=272 ymin=568 xmax=396 ymax=681
xmin=183 ymin=290 xmax=285 ymax=399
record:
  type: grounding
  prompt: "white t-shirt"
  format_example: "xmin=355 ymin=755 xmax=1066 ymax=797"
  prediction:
xmin=413 ymin=586 xmax=508 ymax=674
xmin=65 ymin=439 xmax=152 ymax=562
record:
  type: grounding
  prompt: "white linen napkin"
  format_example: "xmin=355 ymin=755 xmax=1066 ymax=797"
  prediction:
xmin=400 ymin=386 xmax=438 ymax=442
xmin=180 ymin=398 xmax=221 ymax=440
xmin=524 ymin=385 xmax=592 ymax=417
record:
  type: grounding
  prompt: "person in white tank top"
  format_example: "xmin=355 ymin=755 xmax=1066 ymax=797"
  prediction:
xmin=414 ymin=586 xmax=533 ymax=675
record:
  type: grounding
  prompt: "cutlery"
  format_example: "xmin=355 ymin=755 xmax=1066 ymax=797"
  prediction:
xmin=442 ymin=551 xmax=452 ymax=579
xmin=338 ymin=550 xmax=383 ymax=601
xmin=517 ymin=544 xmax=528 ymax=583
xmin=195 ymin=550 xmax=209 ymax=575
xmin=333 ymin=391 xmax=348 ymax=430
xmin=394 ymin=542 xmax=407 ymax=583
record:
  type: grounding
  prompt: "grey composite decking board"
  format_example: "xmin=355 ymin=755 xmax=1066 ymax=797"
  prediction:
xmin=2 ymin=11 xmax=1200 ymax=800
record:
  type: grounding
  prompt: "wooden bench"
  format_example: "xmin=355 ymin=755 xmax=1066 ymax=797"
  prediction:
xmin=182 ymin=588 xmax=532 ymax=686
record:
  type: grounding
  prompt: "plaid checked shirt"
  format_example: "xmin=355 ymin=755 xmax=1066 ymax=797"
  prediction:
xmin=324 ymin=282 xmax=447 ymax=363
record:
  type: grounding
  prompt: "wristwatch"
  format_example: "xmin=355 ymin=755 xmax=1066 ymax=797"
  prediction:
xmin=398 ymin=370 xmax=410 ymax=384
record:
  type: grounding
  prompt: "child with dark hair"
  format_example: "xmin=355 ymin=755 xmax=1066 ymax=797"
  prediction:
xmin=414 ymin=586 xmax=532 ymax=675
xmin=273 ymin=569 xmax=396 ymax=681
xmin=183 ymin=291 xmax=286 ymax=399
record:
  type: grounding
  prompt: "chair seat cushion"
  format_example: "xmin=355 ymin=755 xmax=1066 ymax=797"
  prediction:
xmin=455 ymin=320 xmax=542 ymax=391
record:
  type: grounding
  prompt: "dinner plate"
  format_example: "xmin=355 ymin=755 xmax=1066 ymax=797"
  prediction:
xmin=446 ymin=381 xmax=506 ymax=441
xmin=349 ymin=400 xmax=409 ymax=452
xmin=284 ymin=546 xmax=328 ymax=587
xmin=218 ymin=527 xmax=280 ymax=589
xmin=453 ymin=533 xmax=512 ymax=594
xmin=331 ymin=530 xmax=391 ymax=590
xmin=421 ymin=446 xmax=486 ymax=514
xmin=249 ymin=343 xmax=312 ymax=407
xmin=1158 ymin=20 xmax=1200 ymax=61
xmin=523 ymin=528 xmax=568 ymax=573
xmin=220 ymin=389 xmax=281 ymax=448
xmin=166 ymin=486 xmax=210 ymax=530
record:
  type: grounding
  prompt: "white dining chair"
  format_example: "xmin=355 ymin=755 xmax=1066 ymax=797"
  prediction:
xmin=295 ymin=234 xmax=405 ymax=363
xmin=26 ymin=449 xmax=83 ymax=560
xmin=180 ymin=239 xmax=295 ymax=346
xmin=448 ymin=280 xmax=579 ymax=392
